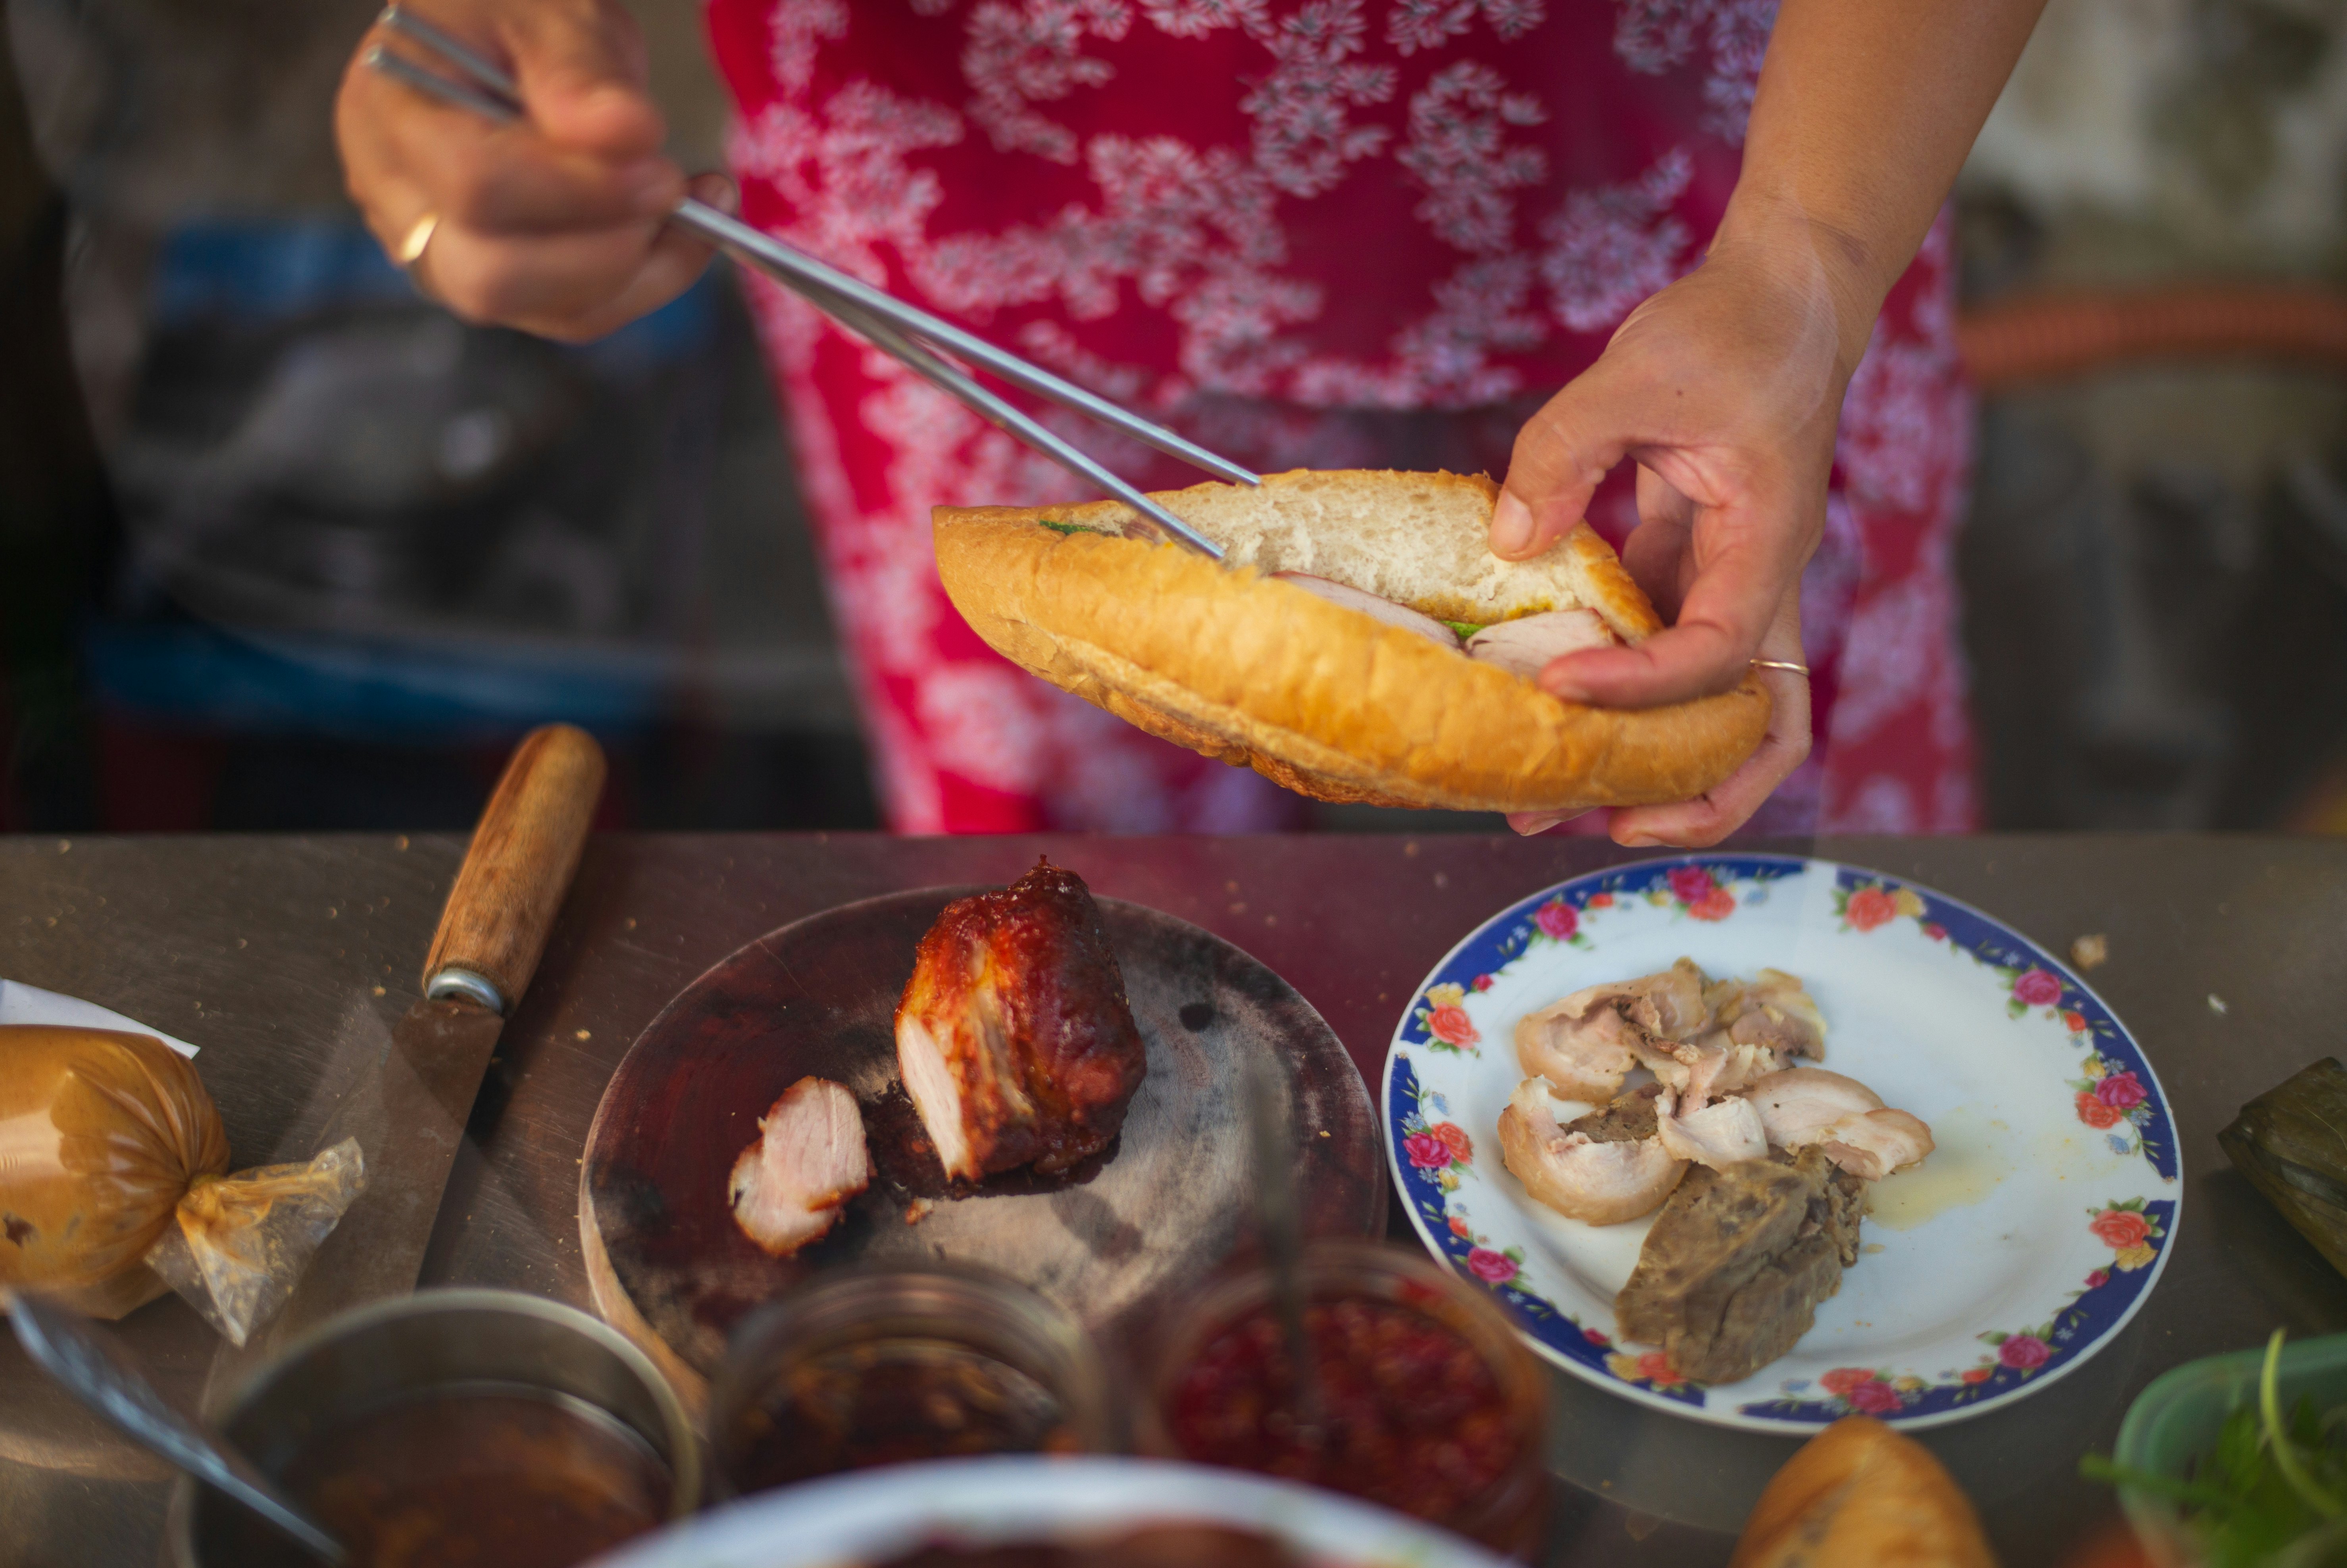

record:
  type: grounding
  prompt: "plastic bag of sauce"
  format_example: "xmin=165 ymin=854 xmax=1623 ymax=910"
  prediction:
xmin=0 ymin=1025 xmax=365 ymax=1343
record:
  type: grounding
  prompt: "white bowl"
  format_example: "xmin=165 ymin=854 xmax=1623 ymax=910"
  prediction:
xmin=590 ymin=1455 xmax=1512 ymax=1567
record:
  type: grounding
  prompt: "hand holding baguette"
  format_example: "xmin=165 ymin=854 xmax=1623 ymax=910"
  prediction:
xmin=1494 ymin=0 xmax=2049 ymax=844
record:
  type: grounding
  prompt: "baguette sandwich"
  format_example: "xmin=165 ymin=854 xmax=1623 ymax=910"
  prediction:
xmin=933 ymin=469 xmax=1770 ymax=814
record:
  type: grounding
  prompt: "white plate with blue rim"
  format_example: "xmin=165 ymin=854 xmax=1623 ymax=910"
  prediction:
xmin=1381 ymin=854 xmax=2182 ymax=1433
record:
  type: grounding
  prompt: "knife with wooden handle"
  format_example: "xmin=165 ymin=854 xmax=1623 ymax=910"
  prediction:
xmin=244 ymin=724 xmax=605 ymax=1344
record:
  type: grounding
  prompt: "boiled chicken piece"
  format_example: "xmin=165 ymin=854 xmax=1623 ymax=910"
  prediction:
xmin=728 ymin=1077 xmax=871 ymax=1256
xmin=1499 ymin=1079 xmax=1687 ymax=1226
xmin=1743 ymin=1068 xmax=1884 ymax=1143
xmin=1654 ymin=1088 xmax=1770 ymax=1170
xmin=1464 ymin=609 xmax=1618 ymax=681
xmin=1515 ymin=994 xmax=1641 ymax=1100
xmin=1272 ymin=573 xmax=1460 ymax=648
xmin=895 ymin=860 xmax=1148 ymax=1182
xmin=1515 ymin=958 xmax=1712 ymax=1100
xmin=1741 ymin=1067 xmax=1935 ymax=1180
xmin=1815 ymin=1109 xmax=1935 ymax=1181
xmin=1616 ymin=958 xmax=1712 ymax=1040
xmin=1638 ymin=1037 xmax=1787 ymax=1110
xmin=1704 ymin=968 xmax=1828 ymax=1061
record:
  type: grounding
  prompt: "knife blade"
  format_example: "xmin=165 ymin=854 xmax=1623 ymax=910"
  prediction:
xmin=210 ymin=724 xmax=605 ymax=1363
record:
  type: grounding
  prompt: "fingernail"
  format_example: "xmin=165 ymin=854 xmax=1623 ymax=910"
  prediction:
xmin=1615 ymin=831 xmax=1659 ymax=848
xmin=1537 ymin=659 xmax=1592 ymax=705
xmin=1490 ymin=492 xmax=1533 ymax=557
xmin=694 ymin=172 xmax=739 ymax=215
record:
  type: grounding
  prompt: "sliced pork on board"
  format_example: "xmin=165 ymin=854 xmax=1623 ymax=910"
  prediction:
xmin=729 ymin=1076 xmax=872 ymax=1256
xmin=894 ymin=860 xmax=1148 ymax=1182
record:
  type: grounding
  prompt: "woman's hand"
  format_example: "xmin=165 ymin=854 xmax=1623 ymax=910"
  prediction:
xmin=1492 ymin=202 xmax=1874 ymax=847
xmin=335 ymin=0 xmax=729 ymax=341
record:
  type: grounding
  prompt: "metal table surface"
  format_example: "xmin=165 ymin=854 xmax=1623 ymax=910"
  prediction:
xmin=4 ymin=831 xmax=2343 ymax=1566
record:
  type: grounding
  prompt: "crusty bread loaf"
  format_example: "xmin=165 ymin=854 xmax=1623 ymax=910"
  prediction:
xmin=933 ymin=468 xmax=1770 ymax=814
xmin=1730 ymin=1417 xmax=1997 ymax=1568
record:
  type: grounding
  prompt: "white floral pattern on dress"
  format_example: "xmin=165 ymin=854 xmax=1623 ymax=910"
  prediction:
xmin=961 ymin=0 xmax=1131 ymax=165
xmin=1612 ymin=0 xmax=1778 ymax=143
xmin=1538 ymin=148 xmax=1693 ymax=333
xmin=1397 ymin=61 xmax=1547 ymax=254
xmin=1141 ymin=0 xmax=1269 ymax=35
xmin=1241 ymin=0 xmax=1397 ymax=198
xmin=768 ymin=0 xmax=846 ymax=95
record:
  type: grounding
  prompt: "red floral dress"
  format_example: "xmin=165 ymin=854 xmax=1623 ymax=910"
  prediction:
xmin=704 ymin=0 xmax=1976 ymax=834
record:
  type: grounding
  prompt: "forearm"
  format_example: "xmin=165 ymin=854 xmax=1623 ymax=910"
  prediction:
xmin=1719 ymin=0 xmax=2047 ymax=362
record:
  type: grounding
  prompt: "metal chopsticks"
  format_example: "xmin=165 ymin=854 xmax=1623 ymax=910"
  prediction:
xmin=364 ymin=5 xmax=1247 ymax=560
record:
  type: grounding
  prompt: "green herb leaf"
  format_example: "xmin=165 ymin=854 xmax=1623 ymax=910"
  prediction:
xmin=1039 ymin=519 xmax=1112 ymax=537
xmin=2078 ymin=1453 xmax=2233 ymax=1510
xmin=2265 ymin=1329 xmax=2347 ymax=1520
xmin=1443 ymin=621 xmax=1486 ymax=639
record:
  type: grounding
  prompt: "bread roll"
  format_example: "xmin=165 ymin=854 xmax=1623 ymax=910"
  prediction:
xmin=1731 ymin=1416 xmax=1997 ymax=1568
xmin=933 ymin=469 xmax=1770 ymax=813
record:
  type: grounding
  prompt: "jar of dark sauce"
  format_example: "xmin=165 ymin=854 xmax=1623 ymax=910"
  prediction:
xmin=711 ymin=1264 xmax=1115 ymax=1495
xmin=173 ymin=1291 xmax=697 ymax=1568
xmin=206 ymin=1386 xmax=671 ymax=1568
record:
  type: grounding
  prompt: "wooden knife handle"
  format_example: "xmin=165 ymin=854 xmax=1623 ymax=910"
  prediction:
xmin=421 ymin=723 xmax=607 ymax=1011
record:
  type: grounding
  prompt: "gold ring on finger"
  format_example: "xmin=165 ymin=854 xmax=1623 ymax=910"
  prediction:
xmin=395 ymin=211 xmax=439 ymax=267
xmin=1749 ymin=658 xmax=1810 ymax=677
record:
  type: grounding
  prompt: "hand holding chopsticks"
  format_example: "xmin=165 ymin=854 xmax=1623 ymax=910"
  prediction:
xmin=361 ymin=6 xmax=1245 ymax=559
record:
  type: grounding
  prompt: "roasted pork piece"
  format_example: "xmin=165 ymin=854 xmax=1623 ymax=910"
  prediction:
xmin=1498 ymin=1080 xmax=1687 ymax=1224
xmin=1514 ymin=958 xmax=1711 ymax=1100
xmin=728 ymin=1077 xmax=872 ymax=1255
xmin=894 ymin=860 xmax=1148 ymax=1182
xmin=1614 ymin=1147 xmax=1866 ymax=1385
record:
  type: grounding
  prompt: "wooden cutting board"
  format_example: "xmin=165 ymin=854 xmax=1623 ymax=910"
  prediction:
xmin=578 ymin=887 xmax=1385 ymax=1404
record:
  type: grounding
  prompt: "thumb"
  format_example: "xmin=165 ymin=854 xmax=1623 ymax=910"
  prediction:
xmin=1493 ymin=369 xmax=1635 ymax=561
xmin=508 ymin=0 xmax=665 ymax=158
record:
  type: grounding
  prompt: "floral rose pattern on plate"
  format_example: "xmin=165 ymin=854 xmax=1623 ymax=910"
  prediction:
xmin=2087 ymin=1198 xmax=2165 ymax=1276
xmin=1835 ymin=881 xmax=1926 ymax=933
xmin=1411 ymin=982 xmax=1483 ymax=1054
xmin=1386 ymin=854 xmax=2182 ymax=1431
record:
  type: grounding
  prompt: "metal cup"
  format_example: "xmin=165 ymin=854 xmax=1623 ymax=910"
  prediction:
xmin=168 ymin=1288 xmax=699 ymax=1567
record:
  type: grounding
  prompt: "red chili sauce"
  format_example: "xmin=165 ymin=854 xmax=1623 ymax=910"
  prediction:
xmin=1164 ymin=1295 xmax=1519 ymax=1523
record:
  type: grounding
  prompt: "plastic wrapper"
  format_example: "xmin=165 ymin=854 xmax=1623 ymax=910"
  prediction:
xmin=0 ymin=1024 xmax=366 ymax=1343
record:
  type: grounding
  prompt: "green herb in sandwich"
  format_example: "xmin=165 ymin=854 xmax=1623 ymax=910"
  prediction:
xmin=1039 ymin=519 xmax=1113 ymax=537
xmin=1443 ymin=621 xmax=1486 ymax=640
xmin=2082 ymin=1330 xmax=2347 ymax=1567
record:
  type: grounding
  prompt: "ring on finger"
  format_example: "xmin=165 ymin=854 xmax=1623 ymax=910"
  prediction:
xmin=1749 ymin=658 xmax=1810 ymax=677
xmin=395 ymin=211 xmax=439 ymax=267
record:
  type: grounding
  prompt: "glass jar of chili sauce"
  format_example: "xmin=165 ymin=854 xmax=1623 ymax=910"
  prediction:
xmin=710 ymin=1263 xmax=1118 ymax=1497
xmin=1146 ymin=1241 xmax=1547 ymax=1556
